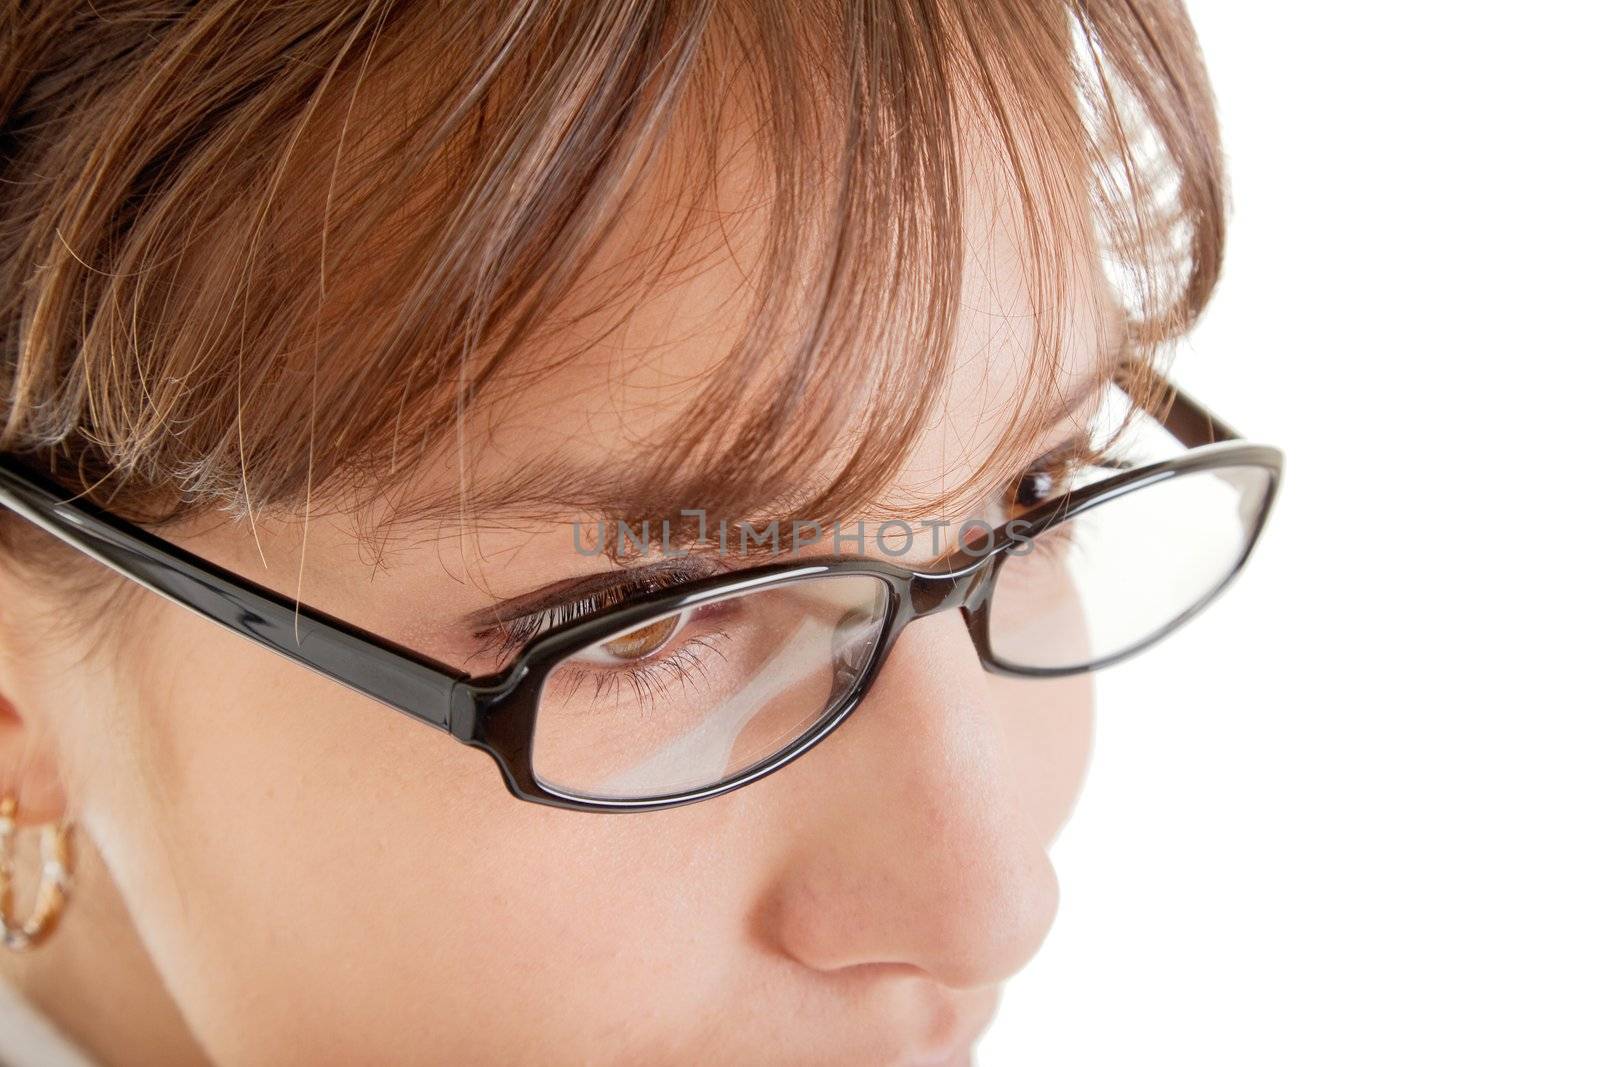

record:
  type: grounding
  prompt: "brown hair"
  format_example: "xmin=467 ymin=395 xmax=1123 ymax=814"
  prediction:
xmin=0 ymin=1 xmax=1222 ymax=570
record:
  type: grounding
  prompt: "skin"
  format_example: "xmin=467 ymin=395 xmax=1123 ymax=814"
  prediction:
xmin=0 ymin=112 xmax=1113 ymax=1066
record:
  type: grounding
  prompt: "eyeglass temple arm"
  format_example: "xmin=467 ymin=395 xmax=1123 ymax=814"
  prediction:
xmin=0 ymin=456 xmax=467 ymax=734
xmin=1114 ymin=363 xmax=1241 ymax=447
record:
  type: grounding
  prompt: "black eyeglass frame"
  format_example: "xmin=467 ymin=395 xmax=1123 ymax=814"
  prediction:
xmin=0 ymin=371 xmax=1281 ymax=812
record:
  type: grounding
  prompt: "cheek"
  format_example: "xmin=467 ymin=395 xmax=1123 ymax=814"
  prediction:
xmin=988 ymin=672 xmax=1094 ymax=843
xmin=86 ymin=600 xmax=758 ymax=1064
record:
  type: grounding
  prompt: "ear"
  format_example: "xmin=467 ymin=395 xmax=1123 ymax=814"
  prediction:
xmin=0 ymin=691 xmax=70 ymax=826
xmin=0 ymin=559 xmax=72 ymax=826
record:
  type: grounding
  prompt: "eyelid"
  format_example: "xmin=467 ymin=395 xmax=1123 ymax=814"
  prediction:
xmin=1029 ymin=434 xmax=1098 ymax=477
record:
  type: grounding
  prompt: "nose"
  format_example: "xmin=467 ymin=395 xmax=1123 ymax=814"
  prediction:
xmin=762 ymin=611 xmax=1063 ymax=990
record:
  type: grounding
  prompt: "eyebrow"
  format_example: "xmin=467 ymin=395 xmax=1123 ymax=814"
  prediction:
xmin=382 ymin=337 xmax=1125 ymax=539
xmin=457 ymin=422 xmax=1098 ymax=636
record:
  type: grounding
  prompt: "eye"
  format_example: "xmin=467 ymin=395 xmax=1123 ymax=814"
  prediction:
xmin=1013 ymin=469 xmax=1058 ymax=509
xmin=467 ymin=559 xmax=724 ymax=670
xmin=1005 ymin=433 xmax=1112 ymax=515
xmin=583 ymin=612 xmax=689 ymax=664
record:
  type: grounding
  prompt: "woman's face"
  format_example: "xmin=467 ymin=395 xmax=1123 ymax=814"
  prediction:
xmin=7 ymin=134 xmax=1109 ymax=1066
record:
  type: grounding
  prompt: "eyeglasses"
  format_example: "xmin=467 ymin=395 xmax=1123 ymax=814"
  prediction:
xmin=0 ymin=369 xmax=1281 ymax=812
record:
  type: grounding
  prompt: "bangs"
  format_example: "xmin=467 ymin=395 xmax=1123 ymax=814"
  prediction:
xmin=0 ymin=1 xmax=1223 ymax=551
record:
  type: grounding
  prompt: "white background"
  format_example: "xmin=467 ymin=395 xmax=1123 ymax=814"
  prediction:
xmin=981 ymin=3 xmax=1599 ymax=1063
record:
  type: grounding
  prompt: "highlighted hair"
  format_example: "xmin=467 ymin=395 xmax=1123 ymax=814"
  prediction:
xmin=1 ymin=0 xmax=1222 ymax=551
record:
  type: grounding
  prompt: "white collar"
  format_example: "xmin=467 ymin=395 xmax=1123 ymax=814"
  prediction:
xmin=0 ymin=979 xmax=100 ymax=1067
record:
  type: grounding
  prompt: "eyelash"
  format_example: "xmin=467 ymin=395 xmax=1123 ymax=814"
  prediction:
xmin=1007 ymin=440 xmax=1113 ymax=513
xmin=543 ymin=630 xmax=732 ymax=711
xmin=471 ymin=569 xmax=700 ymax=665
xmin=1024 ymin=518 xmax=1080 ymax=566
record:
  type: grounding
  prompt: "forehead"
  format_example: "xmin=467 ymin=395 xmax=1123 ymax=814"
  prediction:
xmin=369 ymin=105 xmax=1122 ymax=545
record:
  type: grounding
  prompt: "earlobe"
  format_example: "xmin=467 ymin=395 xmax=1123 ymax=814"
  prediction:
xmin=0 ymin=582 xmax=73 ymax=825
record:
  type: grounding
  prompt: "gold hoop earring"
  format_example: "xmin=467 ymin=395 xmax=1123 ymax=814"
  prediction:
xmin=0 ymin=794 xmax=73 ymax=952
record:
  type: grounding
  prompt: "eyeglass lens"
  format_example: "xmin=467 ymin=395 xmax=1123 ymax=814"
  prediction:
xmin=989 ymin=463 xmax=1273 ymax=671
xmin=532 ymin=574 xmax=891 ymax=801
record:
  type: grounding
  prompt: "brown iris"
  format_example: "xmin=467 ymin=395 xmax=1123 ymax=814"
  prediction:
xmin=599 ymin=614 xmax=683 ymax=661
